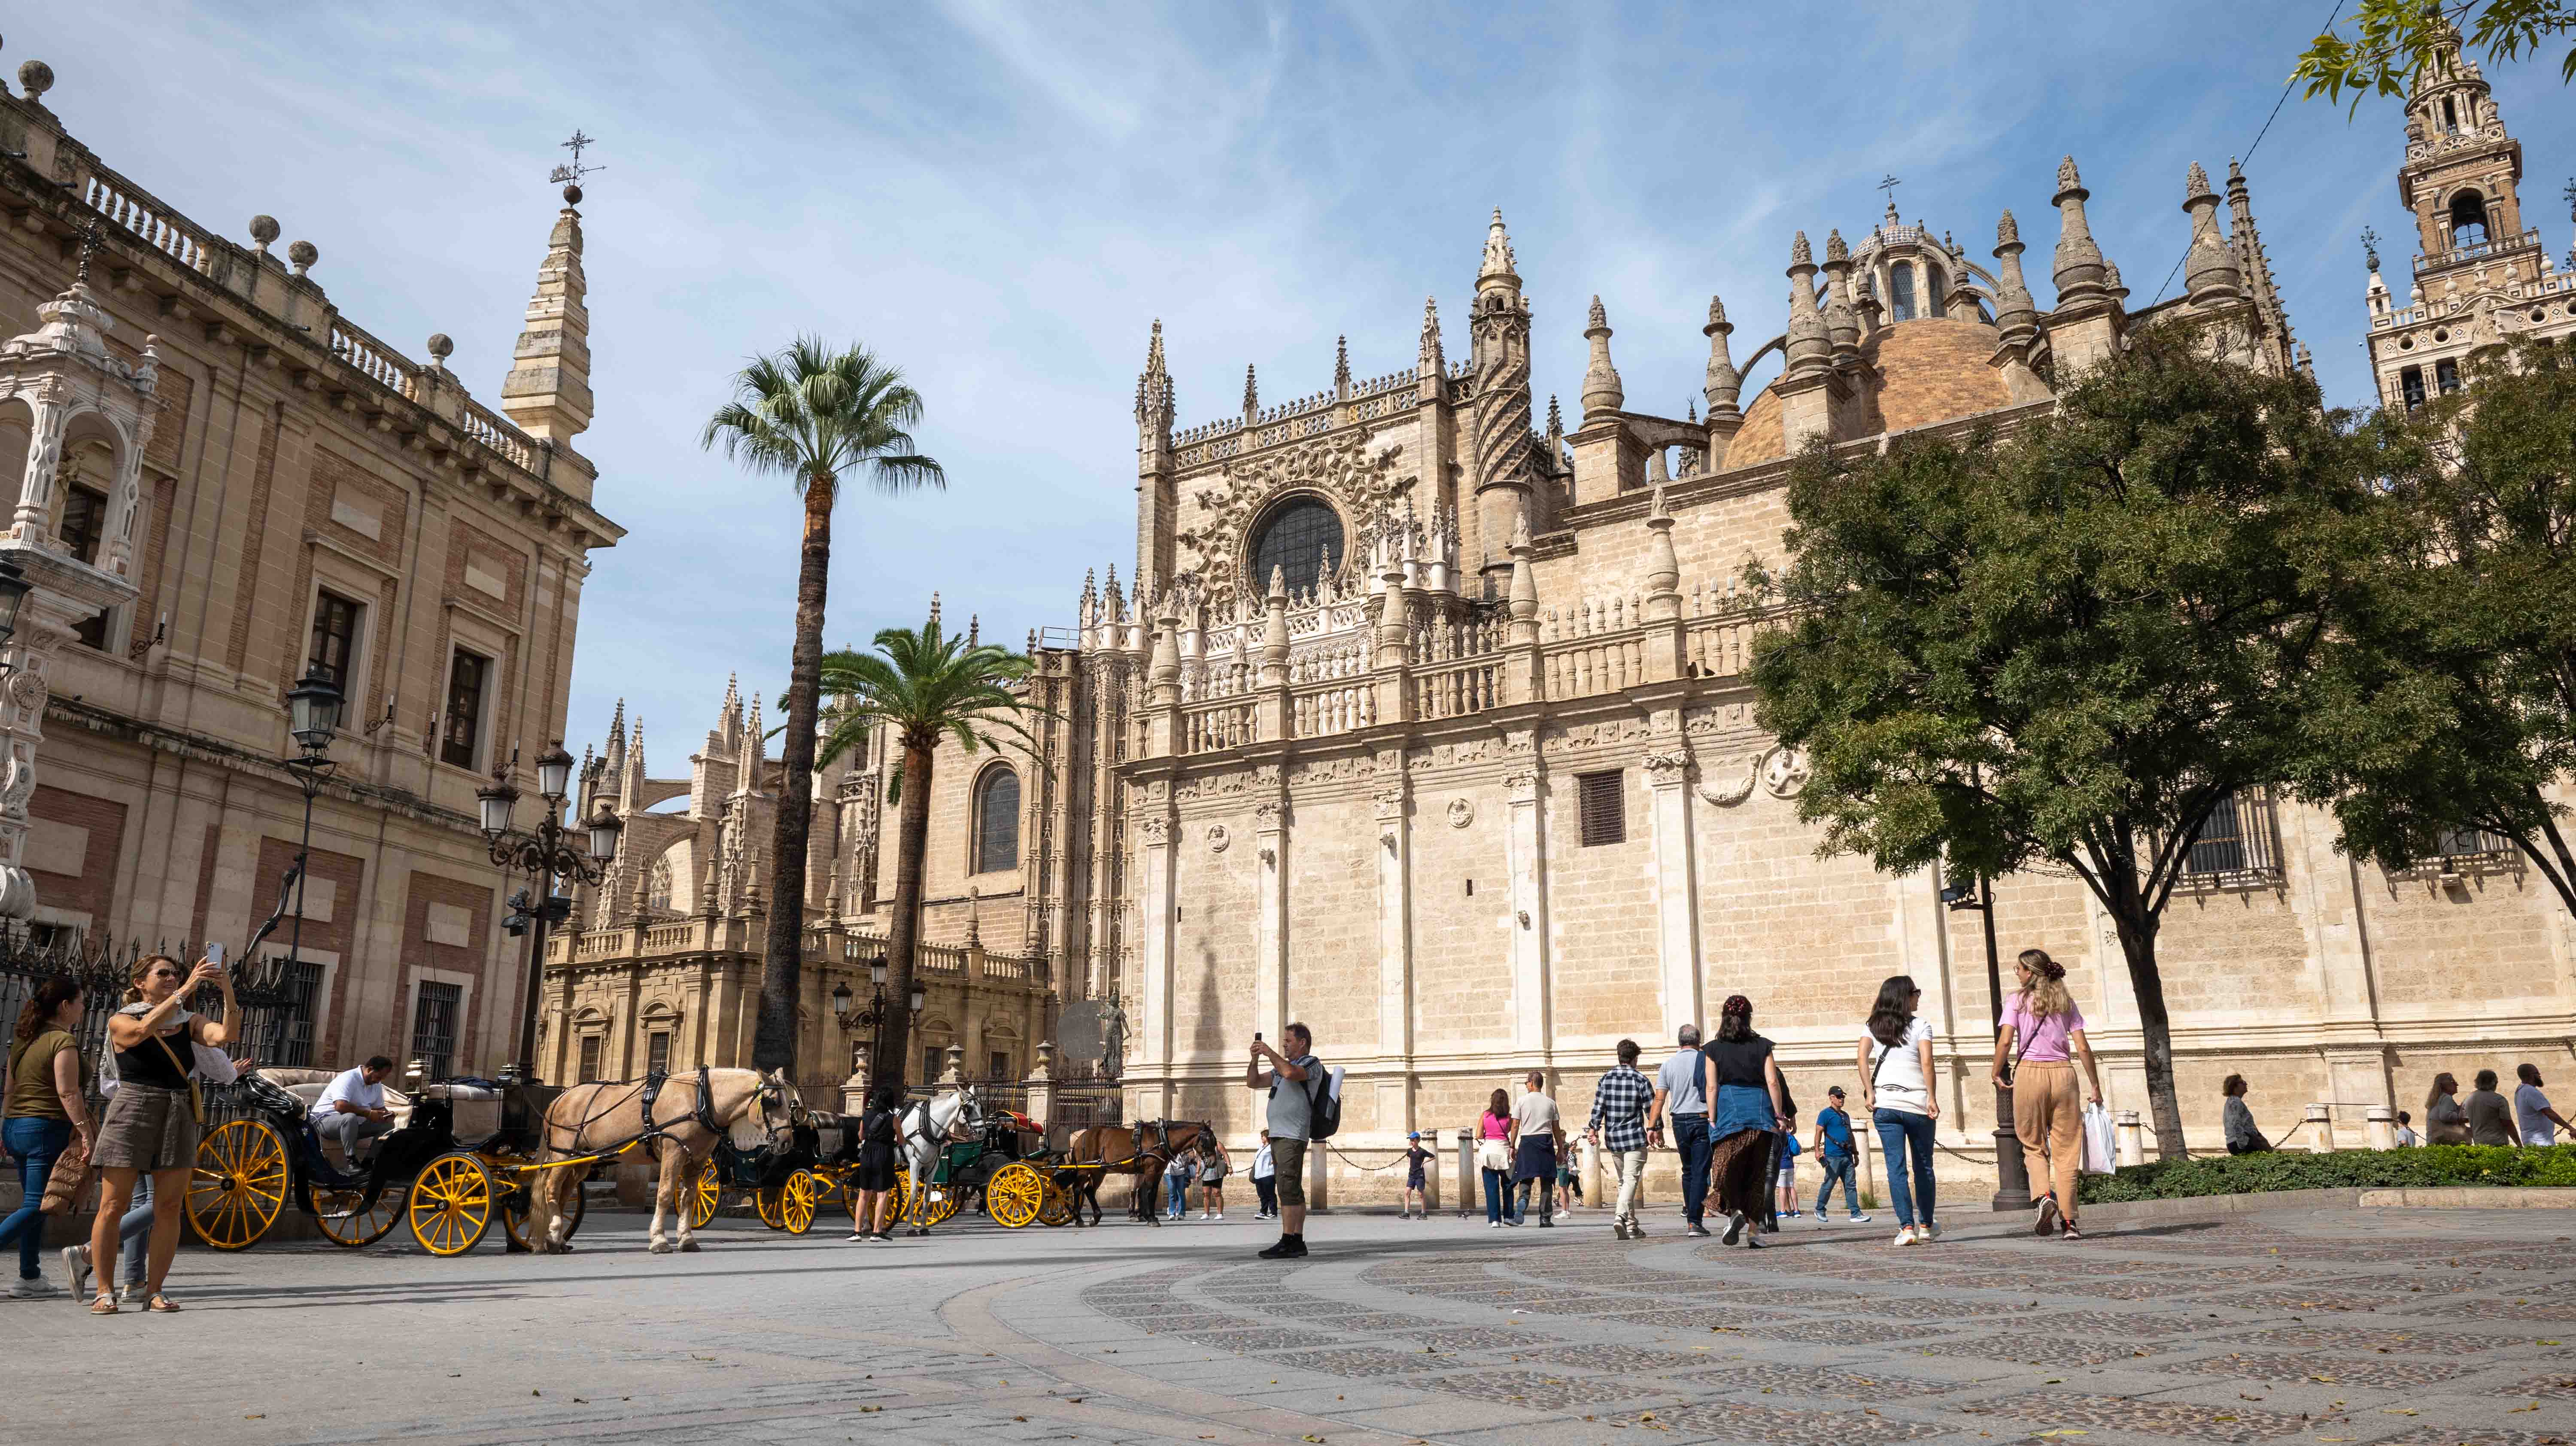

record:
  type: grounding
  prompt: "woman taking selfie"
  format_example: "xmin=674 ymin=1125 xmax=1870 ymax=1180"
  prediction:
xmin=1 ymin=978 xmax=92 ymax=1296
xmin=86 ymin=953 xmax=235 ymax=1314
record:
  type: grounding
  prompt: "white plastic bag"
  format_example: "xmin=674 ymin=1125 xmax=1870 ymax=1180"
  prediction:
xmin=2080 ymin=1102 xmax=2117 ymax=1174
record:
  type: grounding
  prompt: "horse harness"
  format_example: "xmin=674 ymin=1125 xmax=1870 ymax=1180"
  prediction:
xmin=636 ymin=1066 xmax=724 ymax=1161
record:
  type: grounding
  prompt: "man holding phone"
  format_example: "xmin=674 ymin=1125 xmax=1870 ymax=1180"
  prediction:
xmin=1245 ymin=1023 xmax=1317 ymax=1259
xmin=313 ymin=1056 xmax=399 ymax=1161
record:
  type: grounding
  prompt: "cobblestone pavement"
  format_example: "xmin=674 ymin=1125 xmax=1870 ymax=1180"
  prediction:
xmin=4 ymin=1204 xmax=2571 ymax=1445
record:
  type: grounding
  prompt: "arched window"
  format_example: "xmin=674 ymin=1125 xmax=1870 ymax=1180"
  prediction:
xmin=2448 ymin=191 xmax=2489 ymax=247
xmin=1249 ymin=497 xmax=1345 ymax=596
xmin=975 ymin=766 xmax=1020 ymax=874
xmin=1926 ymin=265 xmax=1949 ymax=318
xmin=1889 ymin=262 xmax=1917 ymax=322
xmin=646 ymin=852 xmax=674 ymax=913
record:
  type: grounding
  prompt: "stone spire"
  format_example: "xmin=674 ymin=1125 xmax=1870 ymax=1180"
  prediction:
xmin=928 ymin=590 xmax=943 ymax=636
xmin=967 ymin=613 xmax=980 ymax=647
xmin=2051 ymin=155 xmax=2108 ymax=302
xmin=1478 ymin=207 xmax=1519 ymax=290
xmin=1821 ymin=230 xmax=1860 ymax=364
xmin=1134 ymin=319 xmax=1174 ymax=429
xmin=1990 ymin=211 xmax=2039 ymax=344
xmin=1783 ymin=232 xmax=1830 ymax=378
xmin=2225 ymin=158 xmax=2294 ymax=363
xmin=1333 ymin=334 xmax=1351 ymax=398
xmin=2181 ymin=161 xmax=2242 ymax=307
xmin=741 ymin=692 xmax=767 ymax=788
xmin=1546 ymin=394 xmax=1562 ymax=441
xmin=498 ymin=179 xmax=595 ymax=464
xmin=1241 ymin=364 xmax=1259 ymax=422
xmin=1416 ymin=296 xmax=1443 ymax=378
xmin=1579 ymin=295 xmax=1624 ymax=416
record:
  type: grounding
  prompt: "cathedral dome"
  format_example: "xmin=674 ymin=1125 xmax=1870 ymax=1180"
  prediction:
xmin=1722 ymin=315 xmax=2008 ymax=469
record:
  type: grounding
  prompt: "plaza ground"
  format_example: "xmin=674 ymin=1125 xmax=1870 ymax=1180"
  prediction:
xmin=2 ymin=1200 xmax=2570 ymax=1445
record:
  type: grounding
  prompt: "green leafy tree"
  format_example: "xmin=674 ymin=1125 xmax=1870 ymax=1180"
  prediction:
xmin=811 ymin=616 xmax=1038 ymax=1094
xmin=2292 ymin=338 xmax=2576 ymax=918
xmin=2295 ymin=1 xmax=2576 ymax=107
xmin=702 ymin=339 xmax=944 ymax=1076
xmin=1745 ymin=328 xmax=2369 ymax=1160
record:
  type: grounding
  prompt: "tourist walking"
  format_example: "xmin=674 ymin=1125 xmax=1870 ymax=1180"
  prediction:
xmin=1773 ymin=1116 xmax=1803 ymax=1221
xmin=1400 ymin=1132 xmax=1431 ymax=1218
xmin=2513 ymin=1064 xmax=2570 ymax=1144
xmin=1511 ymin=1072 xmax=1561 ymax=1227
xmin=844 ymin=1085 xmax=901 ymax=1242
xmin=1857 ymin=975 xmax=1940 ymax=1247
xmin=1992 ymin=949 xmax=2105 ymax=1238
xmin=1251 ymin=1130 xmax=1279 ymax=1220
xmin=1163 ymin=1142 xmax=1193 ymax=1221
xmin=2 ymin=979 xmax=92 ymax=1297
xmin=1700 ymin=994 xmax=1790 ymax=1249
xmin=2221 ymin=1075 xmax=2272 ymax=1154
xmin=1246 ymin=1021 xmax=1322 ymax=1258
xmin=2393 ymin=1110 xmax=2418 ymax=1147
xmin=1650 ymin=1024 xmax=1710 ymax=1236
xmin=1555 ymin=1156 xmax=1581 ymax=1215
xmin=2424 ymin=1072 xmax=2471 ymax=1144
xmin=1586 ymin=1040 xmax=1654 ymax=1239
xmin=88 ymin=954 xmax=237 ymax=1313
xmin=1809 ymin=1086 xmax=1868 ymax=1222
xmin=1477 ymin=1088 xmax=1514 ymax=1227
xmin=1196 ymin=1137 xmax=1230 ymax=1220
xmin=2465 ymin=1069 xmax=2517 ymax=1146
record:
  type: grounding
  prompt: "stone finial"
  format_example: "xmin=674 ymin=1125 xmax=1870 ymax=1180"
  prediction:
xmin=426 ymin=332 xmax=454 ymax=366
xmin=1241 ymin=363 xmax=1258 ymax=417
xmin=1269 ymin=565 xmax=1287 ymax=600
xmin=1546 ymin=394 xmax=1561 ymax=437
xmin=1997 ymin=210 xmax=2021 ymax=247
xmin=17 ymin=59 xmax=52 ymax=103
xmin=1825 ymin=228 xmax=1850 ymax=264
xmin=2104 ymin=258 xmax=2128 ymax=303
xmin=2057 ymin=155 xmax=2082 ymax=192
xmin=1784 ymin=232 xmax=1829 ymax=377
xmin=2051 ymin=154 xmax=2106 ymax=301
xmin=927 ymin=590 xmax=943 ymax=633
xmin=967 ymin=613 xmax=980 ymax=647
xmin=1417 ymin=295 xmax=1443 ymax=374
xmin=1991 ymin=210 xmax=2038 ymax=343
xmin=248 ymin=215 xmax=280 ymax=253
xmin=499 ymin=174 xmax=595 ymax=448
xmin=1643 ymin=483 xmax=1679 ymax=601
xmin=1791 ymin=231 xmax=1813 ymax=267
xmin=1820 ymin=230 xmax=1859 ymax=362
xmin=1580 ymin=294 xmax=1623 ymax=416
xmin=2181 ymin=161 xmax=2241 ymax=307
xmin=1479 ymin=206 xmax=1518 ymax=287
xmin=1334 ymin=334 xmax=1350 ymax=395
xmin=287 ymin=240 xmax=318 ymax=276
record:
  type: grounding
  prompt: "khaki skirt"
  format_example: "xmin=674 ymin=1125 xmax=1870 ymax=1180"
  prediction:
xmin=94 ymin=1082 xmax=200 ymax=1172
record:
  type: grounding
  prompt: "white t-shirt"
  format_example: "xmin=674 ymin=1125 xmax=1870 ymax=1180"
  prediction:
xmin=1864 ymin=1017 xmax=1935 ymax=1115
xmin=313 ymin=1066 xmax=385 ymax=1122
xmin=1512 ymin=1091 xmax=1561 ymax=1138
xmin=2515 ymin=1083 xmax=2557 ymax=1145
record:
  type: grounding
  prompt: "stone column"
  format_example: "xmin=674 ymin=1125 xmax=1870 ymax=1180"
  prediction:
xmin=1374 ymin=774 xmax=1413 ymax=1062
xmin=1640 ymin=747 xmax=1701 ymax=1038
xmin=8 ymin=395 xmax=66 ymax=546
xmin=2115 ymin=1109 xmax=2145 ymax=1167
xmin=2365 ymin=1105 xmax=2395 ymax=1151
xmin=1253 ymin=800 xmax=1287 ymax=1043
xmin=1136 ymin=812 xmax=1176 ymax=1070
xmin=2304 ymin=1102 xmax=2335 ymax=1153
xmin=1502 ymin=765 xmax=1551 ymax=1052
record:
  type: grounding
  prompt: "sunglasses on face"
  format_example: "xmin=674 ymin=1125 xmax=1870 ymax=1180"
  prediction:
xmin=149 ymin=969 xmax=183 ymax=981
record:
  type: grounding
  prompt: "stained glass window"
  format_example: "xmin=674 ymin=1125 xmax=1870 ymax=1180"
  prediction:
xmin=1250 ymin=498 xmax=1345 ymax=596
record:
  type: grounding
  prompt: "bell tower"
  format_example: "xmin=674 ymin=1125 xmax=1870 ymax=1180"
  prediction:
xmin=2395 ymin=22 xmax=2534 ymax=289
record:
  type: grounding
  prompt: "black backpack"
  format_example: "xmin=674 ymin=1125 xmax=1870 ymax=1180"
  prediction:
xmin=1306 ymin=1060 xmax=1343 ymax=1141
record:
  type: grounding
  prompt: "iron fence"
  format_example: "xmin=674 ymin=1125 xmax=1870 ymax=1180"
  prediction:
xmin=0 ymin=928 xmax=313 ymax=1120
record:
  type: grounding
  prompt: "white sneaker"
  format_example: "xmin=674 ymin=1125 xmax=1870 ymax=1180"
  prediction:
xmin=1920 ymin=1220 xmax=1941 ymax=1242
xmin=1488 ymin=1220 xmax=1502 ymax=1229
xmin=1846 ymin=1212 xmax=1872 ymax=1224
xmin=1213 ymin=1212 xmax=1224 ymax=1221
xmin=60 ymin=1246 xmax=89 ymax=1300
xmin=9 ymin=1276 xmax=61 ymax=1298
xmin=1893 ymin=1225 xmax=1919 ymax=1247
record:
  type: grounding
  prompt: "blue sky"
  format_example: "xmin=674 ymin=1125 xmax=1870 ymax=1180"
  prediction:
xmin=34 ymin=3 xmax=2572 ymax=766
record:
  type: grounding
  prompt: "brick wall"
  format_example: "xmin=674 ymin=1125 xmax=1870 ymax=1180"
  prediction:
xmin=26 ymin=784 xmax=127 ymax=923
xmin=401 ymin=869 xmax=497 ymax=1066
xmin=253 ymin=834 xmax=368 ymax=1060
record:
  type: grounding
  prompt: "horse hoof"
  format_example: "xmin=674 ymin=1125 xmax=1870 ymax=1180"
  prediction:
xmin=649 ymin=1241 xmax=674 ymax=1255
xmin=679 ymin=1239 xmax=701 ymax=1253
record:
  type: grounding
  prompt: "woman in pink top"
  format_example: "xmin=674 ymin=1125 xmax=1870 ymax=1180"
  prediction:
xmin=1988 ymin=948 xmax=2103 ymax=1239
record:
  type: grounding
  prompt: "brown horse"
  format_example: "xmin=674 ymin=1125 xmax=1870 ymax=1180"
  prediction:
xmin=526 ymin=1066 xmax=798 ymax=1254
xmin=1063 ymin=1120 xmax=1212 ymax=1226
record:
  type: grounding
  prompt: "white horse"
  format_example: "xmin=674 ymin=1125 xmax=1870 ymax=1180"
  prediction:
xmin=897 ymin=1084 xmax=985 ymax=1235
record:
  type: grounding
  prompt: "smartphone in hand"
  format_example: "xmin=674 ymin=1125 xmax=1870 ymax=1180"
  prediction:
xmin=207 ymin=941 xmax=227 ymax=969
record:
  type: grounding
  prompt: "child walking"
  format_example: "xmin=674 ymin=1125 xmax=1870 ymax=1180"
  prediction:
xmin=1401 ymin=1132 xmax=1432 ymax=1218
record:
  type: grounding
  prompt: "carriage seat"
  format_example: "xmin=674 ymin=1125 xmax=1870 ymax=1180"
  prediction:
xmin=251 ymin=1067 xmax=414 ymax=1163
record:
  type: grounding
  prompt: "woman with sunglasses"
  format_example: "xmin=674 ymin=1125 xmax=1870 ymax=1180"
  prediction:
xmin=85 ymin=953 xmax=234 ymax=1314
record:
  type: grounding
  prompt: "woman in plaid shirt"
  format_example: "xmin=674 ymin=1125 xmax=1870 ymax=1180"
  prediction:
xmin=1586 ymin=1039 xmax=1656 ymax=1240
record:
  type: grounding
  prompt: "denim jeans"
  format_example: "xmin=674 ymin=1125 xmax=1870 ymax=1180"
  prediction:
xmin=1813 ymin=1152 xmax=1858 ymax=1215
xmin=1 ymin=1115 xmax=72 ymax=1279
xmin=1252 ymin=1176 xmax=1278 ymax=1215
xmin=1164 ymin=1170 xmax=1191 ymax=1218
xmin=1872 ymin=1107 xmax=1937 ymax=1228
xmin=1481 ymin=1167 xmax=1510 ymax=1223
xmin=116 ymin=1175 xmax=152 ymax=1287
xmin=1671 ymin=1115 xmax=1712 ymax=1224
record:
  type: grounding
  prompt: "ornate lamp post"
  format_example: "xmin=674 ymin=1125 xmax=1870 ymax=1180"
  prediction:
xmin=1942 ymin=868 xmax=2032 ymax=1212
xmin=480 ymin=741 xmax=621 ymax=1083
xmin=257 ymin=666 xmax=344 ymax=1060
xmin=0 ymin=553 xmax=32 ymax=651
xmin=843 ymin=954 xmax=922 ymax=1095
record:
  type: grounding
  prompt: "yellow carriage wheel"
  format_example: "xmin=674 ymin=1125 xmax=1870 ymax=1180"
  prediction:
xmin=496 ymin=1160 xmax=588 ymax=1251
xmin=687 ymin=1158 xmax=721 ymax=1230
xmin=779 ymin=1169 xmax=823 ymax=1235
xmin=928 ymin=1175 xmax=962 ymax=1225
xmin=754 ymin=1181 xmax=787 ymax=1230
xmin=308 ymin=1182 xmax=401 ymax=1248
xmin=867 ymin=1167 xmax=910 ymax=1227
xmin=984 ymin=1161 xmax=1047 ymax=1229
xmin=187 ymin=1118 xmax=289 ymax=1251
xmin=1038 ymin=1179 xmax=1073 ymax=1227
xmin=407 ymin=1151 xmax=495 ymax=1256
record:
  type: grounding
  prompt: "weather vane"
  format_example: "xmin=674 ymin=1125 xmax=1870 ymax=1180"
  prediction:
xmin=2360 ymin=225 xmax=2381 ymax=272
xmin=547 ymin=129 xmax=604 ymax=201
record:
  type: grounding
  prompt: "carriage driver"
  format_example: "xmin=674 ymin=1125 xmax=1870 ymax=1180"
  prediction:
xmin=312 ymin=1056 xmax=398 ymax=1161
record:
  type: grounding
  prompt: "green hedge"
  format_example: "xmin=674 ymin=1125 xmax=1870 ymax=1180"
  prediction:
xmin=2077 ymin=1143 xmax=2576 ymax=1204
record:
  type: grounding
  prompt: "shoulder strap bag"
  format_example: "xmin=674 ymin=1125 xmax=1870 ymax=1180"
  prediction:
xmin=152 ymin=1030 xmax=206 ymax=1126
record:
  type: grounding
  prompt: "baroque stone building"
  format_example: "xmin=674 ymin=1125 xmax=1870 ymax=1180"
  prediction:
xmin=0 ymin=45 xmax=620 ymax=1080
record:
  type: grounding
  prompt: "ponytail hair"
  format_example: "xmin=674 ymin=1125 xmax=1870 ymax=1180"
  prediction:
xmin=13 ymin=976 xmax=79 ymax=1045
xmin=2014 ymin=948 xmax=2074 ymax=1021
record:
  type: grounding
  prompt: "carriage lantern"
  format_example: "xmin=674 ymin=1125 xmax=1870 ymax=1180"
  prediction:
xmin=909 ymin=983 xmax=926 ymax=1014
xmin=870 ymin=958 xmax=887 ymax=989
xmin=584 ymin=800 xmax=623 ymax=862
xmin=476 ymin=769 xmax=520 ymax=840
xmin=285 ymin=666 xmax=343 ymax=755
xmin=535 ymin=740 xmax=577 ymax=802
xmin=0 ymin=551 xmax=30 ymax=649
xmin=831 ymin=980 xmax=854 ymax=1026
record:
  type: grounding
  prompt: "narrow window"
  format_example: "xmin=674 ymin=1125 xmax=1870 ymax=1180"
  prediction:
xmin=2400 ymin=366 xmax=2427 ymax=409
xmin=1577 ymin=770 xmax=1625 ymax=847
xmin=441 ymin=649 xmax=490 ymax=770
xmin=409 ymin=980 xmax=462 ymax=1082
xmin=578 ymin=1034 xmax=602 ymax=1083
xmin=1889 ymin=262 xmax=1917 ymax=322
xmin=2435 ymin=358 xmax=2462 ymax=394
xmin=989 ymin=1050 xmax=1012 ymax=1081
xmin=274 ymin=958 xmax=324 ymax=1068
xmin=307 ymin=591 xmax=363 ymax=689
xmin=2441 ymin=97 xmax=2457 ymax=130
xmin=975 ymin=766 xmax=1021 ymax=873
xmin=2448 ymin=191 xmax=2488 ymax=248
xmin=59 ymin=485 xmax=110 ymax=650
xmin=647 ymin=1031 xmax=671 ymax=1076
xmin=925 ymin=1047 xmax=944 ymax=1084
xmin=1927 ymin=265 xmax=1949 ymax=318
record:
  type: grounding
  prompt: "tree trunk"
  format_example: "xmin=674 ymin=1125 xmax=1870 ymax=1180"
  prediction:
xmin=2111 ymin=911 xmax=2187 ymax=1160
xmin=879 ymin=732 xmax=938 ymax=1096
xmin=753 ymin=475 xmax=835 ymax=1075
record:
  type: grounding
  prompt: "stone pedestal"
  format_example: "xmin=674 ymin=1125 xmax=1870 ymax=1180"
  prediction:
xmin=2365 ymin=1105 xmax=2396 ymax=1151
xmin=2115 ymin=1110 xmax=2145 ymax=1167
xmin=2304 ymin=1102 xmax=2336 ymax=1152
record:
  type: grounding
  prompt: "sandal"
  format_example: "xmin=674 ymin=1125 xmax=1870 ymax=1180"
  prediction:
xmin=89 ymin=1294 xmax=117 ymax=1315
xmin=146 ymin=1294 xmax=180 ymax=1312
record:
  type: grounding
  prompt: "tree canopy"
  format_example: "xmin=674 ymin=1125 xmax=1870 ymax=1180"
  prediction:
xmin=2294 ymin=1 xmax=2576 ymax=108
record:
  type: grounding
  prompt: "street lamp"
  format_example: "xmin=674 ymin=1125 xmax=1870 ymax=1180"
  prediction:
xmin=846 ymin=955 xmax=927 ymax=1095
xmin=286 ymin=666 xmax=344 ymax=754
xmin=483 ymin=741 xmax=620 ymax=1085
xmin=831 ymin=980 xmax=854 ymax=1027
xmin=1943 ymin=869 xmax=2032 ymax=1212
xmin=262 ymin=666 xmax=343 ymax=1065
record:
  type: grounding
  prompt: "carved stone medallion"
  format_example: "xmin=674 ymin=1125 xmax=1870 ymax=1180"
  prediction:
xmin=1446 ymin=797 xmax=1475 ymax=829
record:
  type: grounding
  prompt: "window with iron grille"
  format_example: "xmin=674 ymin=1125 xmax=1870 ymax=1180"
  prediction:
xmin=272 ymin=958 xmax=324 ymax=1068
xmin=2182 ymin=789 xmax=2285 ymax=885
xmin=647 ymin=1031 xmax=671 ymax=1075
xmin=307 ymin=591 xmax=363 ymax=689
xmin=2432 ymin=826 xmax=2515 ymax=861
xmin=410 ymin=980 xmax=461 ymax=1082
xmin=440 ymin=649 xmax=489 ymax=771
xmin=1577 ymin=771 xmax=1625 ymax=846
xmin=924 ymin=1048 xmax=943 ymax=1084
xmin=578 ymin=1034 xmax=603 ymax=1083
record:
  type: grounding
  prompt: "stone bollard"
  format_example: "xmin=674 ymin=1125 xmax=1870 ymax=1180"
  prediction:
xmin=1455 ymin=1127 xmax=1475 ymax=1219
xmin=2305 ymin=1102 xmax=2335 ymax=1153
xmin=2366 ymin=1105 xmax=2396 ymax=1151
xmin=1581 ymin=1134 xmax=1604 ymax=1209
xmin=2115 ymin=1110 xmax=2145 ymax=1167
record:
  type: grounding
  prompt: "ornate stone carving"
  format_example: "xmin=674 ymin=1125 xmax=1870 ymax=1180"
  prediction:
xmin=1640 ymin=750 xmax=1689 ymax=786
xmin=1502 ymin=770 xmax=1540 ymax=805
xmin=1373 ymin=783 xmax=1406 ymax=819
xmin=1695 ymin=754 xmax=1759 ymax=807
xmin=1205 ymin=822 xmax=1230 ymax=854
xmin=1173 ymin=429 xmax=1413 ymax=594
xmin=1446 ymin=797 xmax=1475 ymax=829
xmin=1138 ymin=817 xmax=1171 ymax=845
xmin=1253 ymin=800 xmax=1284 ymax=829
xmin=1759 ymin=747 xmax=1811 ymax=799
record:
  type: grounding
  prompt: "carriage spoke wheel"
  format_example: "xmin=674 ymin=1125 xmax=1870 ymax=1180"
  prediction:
xmin=687 ymin=1159 xmax=721 ymax=1230
xmin=754 ymin=1180 xmax=788 ymax=1231
xmin=188 ymin=1118 xmax=289 ymax=1251
xmin=984 ymin=1161 xmax=1047 ymax=1229
xmin=778 ymin=1169 xmax=822 ymax=1235
xmin=308 ymin=1181 xmax=401 ymax=1248
xmin=498 ymin=1162 xmax=588 ymax=1251
xmin=872 ymin=1167 xmax=911 ymax=1227
xmin=407 ymin=1152 xmax=495 ymax=1256
xmin=1038 ymin=1180 xmax=1073 ymax=1227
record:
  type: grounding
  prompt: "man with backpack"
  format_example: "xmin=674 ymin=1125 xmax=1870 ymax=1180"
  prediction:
xmin=1247 ymin=1021 xmax=1333 ymax=1258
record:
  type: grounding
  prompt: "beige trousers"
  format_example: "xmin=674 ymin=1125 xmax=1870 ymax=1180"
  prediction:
xmin=1611 ymin=1148 xmax=1646 ymax=1223
xmin=2013 ymin=1059 xmax=2082 ymax=1217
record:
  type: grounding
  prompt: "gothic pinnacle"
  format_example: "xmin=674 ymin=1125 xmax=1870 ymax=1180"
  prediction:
xmin=1991 ymin=211 xmax=2038 ymax=342
xmin=1703 ymin=293 xmax=1742 ymax=416
xmin=1242 ymin=363 xmax=1258 ymax=417
xmin=1334 ymin=334 xmax=1350 ymax=395
xmin=1479 ymin=206 xmax=1518 ymax=287
xmin=2051 ymin=155 xmax=2105 ymax=299
xmin=2181 ymin=161 xmax=2241 ymax=307
xmin=1418 ymin=295 xmax=1443 ymax=373
xmin=1580 ymin=295 xmax=1624 ymax=416
xmin=1784 ymin=232 xmax=1829 ymax=376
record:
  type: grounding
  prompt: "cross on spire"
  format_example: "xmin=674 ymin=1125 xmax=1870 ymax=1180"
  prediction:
xmin=547 ymin=129 xmax=605 ymax=196
xmin=1877 ymin=173 xmax=1901 ymax=205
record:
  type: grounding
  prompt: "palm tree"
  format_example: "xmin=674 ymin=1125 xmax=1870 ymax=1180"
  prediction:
xmin=813 ymin=614 xmax=1038 ymax=1093
xmin=702 ymin=339 xmax=943 ymax=1076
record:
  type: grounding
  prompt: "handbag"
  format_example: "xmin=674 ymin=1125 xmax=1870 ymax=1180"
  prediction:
xmin=39 ymin=1131 xmax=93 ymax=1215
xmin=2080 ymin=1103 xmax=2117 ymax=1174
xmin=152 ymin=1031 xmax=206 ymax=1126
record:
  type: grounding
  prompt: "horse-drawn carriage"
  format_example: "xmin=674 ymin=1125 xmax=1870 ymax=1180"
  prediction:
xmin=681 ymin=1116 xmax=834 ymax=1236
xmin=186 ymin=1071 xmax=583 ymax=1255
